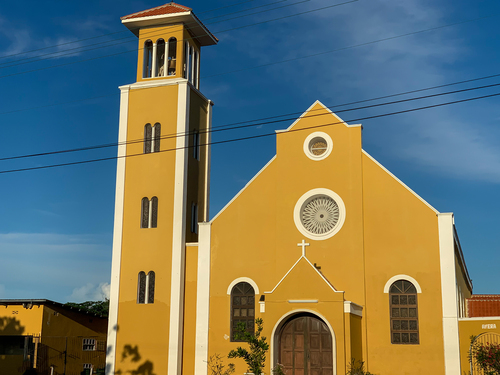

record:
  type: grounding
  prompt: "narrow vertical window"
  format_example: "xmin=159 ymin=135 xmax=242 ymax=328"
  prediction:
xmin=189 ymin=46 xmax=194 ymax=84
xmin=143 ymin=40 xmax=153 ymax=78
xmin=151 ymin=196 xmax=158 ymax=228
xmin=390 ymin=280 xmax=419 ymax=344
xmin=231 ymin=282 xmax=255 ymax=341
xmin=168 ymin=37 xmax=177 ymax=76
xmin=144 ymin=123 xmax=152 ymax=154
xmin=153 ymin=123 xmax=161 ymax=153
xmin=156 ymin=39 xmax=165 ymax=77
xmin=147 ymin=271 xmax=155 ymax=304
xmin=193 ymin=50 xmax=199 ymax=89
xmin=193 ymin=130 xmax=200 ymax=160
xmin=137 ymin=271 xmax=146 ymax=304
xmin=191 ymin=203 xmax=198 ymax=234
xmin=184 ymin=41 xmax=190 ymax=80
xmin=141 ymin=198 xmax=149 ymax=228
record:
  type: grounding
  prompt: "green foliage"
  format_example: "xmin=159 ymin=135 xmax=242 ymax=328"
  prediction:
xmin=207 ymin=353 xmax=235 ymax=375
xmin=469 ymin=336 xmax=500 ymax=375
xmin=347 ymin=359 xmax=376 ymax=375
xmin=271 ymin=363 xmax=285 ymax=375
xmin=64 ymin=299 xmax=109 ymax=318
xmin=228 ymin=318 xmax=269 ymax=375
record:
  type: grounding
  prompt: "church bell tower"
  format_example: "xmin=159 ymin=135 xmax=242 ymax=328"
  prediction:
xmin=106 ymin=3 xmax=217 ymax=374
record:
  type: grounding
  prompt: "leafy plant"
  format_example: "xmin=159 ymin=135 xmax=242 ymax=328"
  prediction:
xmin=347 ymin=359 xmax=375 ymax=375
xmin=469 ymin=336 xmax=500 ymax=375
xmin=64 ymin=299 xmax=109 ymax=317
xmin=207 ymin=353 xmax=235 ymax=375
xmin=228 ymin=318 xmax=269 ymax=375
xmin=272 ymin=363 xmax=286 ymax=375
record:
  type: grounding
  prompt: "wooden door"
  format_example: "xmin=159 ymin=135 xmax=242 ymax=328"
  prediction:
xmin=279 ymin=315 xmax=333 ymax=375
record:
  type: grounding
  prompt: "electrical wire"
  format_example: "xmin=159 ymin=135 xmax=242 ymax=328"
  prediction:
xmin=0 ymin=0 xmax=305 ymax=69
xmin=2 ymin=77 xmax=500 ymax=162
xmin=1 ymin=90 xmax=499 ymax=174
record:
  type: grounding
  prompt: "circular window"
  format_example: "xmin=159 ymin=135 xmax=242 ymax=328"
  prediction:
xmin=293 ymin=188 xmax=345 ymax=240
xmin=303 ymin=132 xmax=332 ymax=160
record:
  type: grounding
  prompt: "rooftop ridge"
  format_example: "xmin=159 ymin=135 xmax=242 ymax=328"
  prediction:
xmin=121 ymin=2 xmax=191 ymax=20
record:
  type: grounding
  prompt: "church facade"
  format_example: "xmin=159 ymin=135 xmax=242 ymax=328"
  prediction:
xmin=106 ymin=3 xmax=500 ymax=375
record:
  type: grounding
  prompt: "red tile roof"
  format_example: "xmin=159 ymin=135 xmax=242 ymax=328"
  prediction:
xmin=468 ymin=295 xmax=500 ymax=317
xmin=121 ymin=2 xmax=191 ymax=20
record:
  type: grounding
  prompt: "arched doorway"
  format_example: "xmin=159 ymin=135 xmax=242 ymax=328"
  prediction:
xmin=278 ymin=313 xmax=333 ymax=375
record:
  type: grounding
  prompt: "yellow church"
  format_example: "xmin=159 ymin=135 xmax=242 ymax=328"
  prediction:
xmin=105 ymin=3 xmax=500 ymax=375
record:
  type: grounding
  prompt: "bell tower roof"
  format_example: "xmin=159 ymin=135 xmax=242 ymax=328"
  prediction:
xmin=121 ymin=2 xmax=218 ymax=46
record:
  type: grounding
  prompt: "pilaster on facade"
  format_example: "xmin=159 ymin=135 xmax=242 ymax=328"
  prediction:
xmin=438 ymin=213 xmax=461 ymax=375
xmin=167 ymin=81 xmax=191 ymax=375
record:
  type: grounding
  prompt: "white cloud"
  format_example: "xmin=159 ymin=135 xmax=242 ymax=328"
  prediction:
xmin=68 ymin=282 xmax=110 ymax=303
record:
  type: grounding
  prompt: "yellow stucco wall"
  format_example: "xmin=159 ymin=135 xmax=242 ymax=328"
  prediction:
xmin=362 ymin=152 xmax=447 ymax=374
xmin=0 ymin=305 xmax=43 ymax=374
xmin=208 ymin=104 xmax=366 ymax=374
xmin=115 ymin=84 xmax=179 ymax=375
xmin=182 ymin=245 xmax=199 ymax=375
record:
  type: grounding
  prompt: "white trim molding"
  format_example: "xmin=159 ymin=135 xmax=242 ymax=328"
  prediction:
xmin=270 ymin=310 xmax=337 ymax=375
xmin=303 ymin=131 xmax=333 ymax=161
xmin=194 ymin=222 xmax=212 ymax=375
xmin=344 ymin=301 xmax=363 ymax=317
xmin=293 ymin=188 xmax=346 ymax=241
xmin=227 ymin=277 xmax=260 ymax=295
xmin=168 ymin=81 xmax=190 ymax=375
xmin=106 ymin=86 xmax=130 ymax=375
xmin=438 ymin=213 xmax=461 ymax=375
xmin=383 ymin=275 xmax=422 ymax=294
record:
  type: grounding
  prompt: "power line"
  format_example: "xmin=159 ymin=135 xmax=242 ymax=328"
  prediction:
xmin=0 ymin=0 xmax=305 ymax=69
xmin=1 ymin=90 xmax=499 ymax=175
xmin=0 ymin=0 xmax=359 ymax=79
xmin=0 ymin=0 xmax=267 ymax=61
xmin=0 ymin=0 xmax=314 ymax=69
xmin=2 ymin=77 xmax=500 ymax=163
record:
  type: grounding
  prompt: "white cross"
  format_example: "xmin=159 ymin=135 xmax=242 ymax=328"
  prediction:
xmin=297 ymin=239 xmax=310 ymax=257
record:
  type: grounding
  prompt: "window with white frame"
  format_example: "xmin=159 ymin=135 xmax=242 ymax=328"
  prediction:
xmin=144 ymin=123 xmax=161 ymax=154
xmin=144 ymin=37 xmax=177 ymax=78
xmin=82 ymin=338 xmax=96 ymax=351
xmin=143 ymin=40 xmax=153 ymax=78
xmin=141 ymin=197 xmax=158 ymax=228
xmin=137 ymin=271 xmax=155 ymax=304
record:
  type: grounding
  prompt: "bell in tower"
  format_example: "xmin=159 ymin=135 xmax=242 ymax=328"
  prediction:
xmin=106 ymin=3 xmax=217 ymax=375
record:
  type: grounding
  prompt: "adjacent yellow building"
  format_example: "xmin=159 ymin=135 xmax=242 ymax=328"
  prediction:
xmin=106 ymin=3 xmax=500 ymax=375
xmin=0 ymin=299 xmax=107 ymax=374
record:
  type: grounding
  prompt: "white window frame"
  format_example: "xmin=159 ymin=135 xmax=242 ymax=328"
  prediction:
xmin=82 ymin=338 xmax=96 ymax=351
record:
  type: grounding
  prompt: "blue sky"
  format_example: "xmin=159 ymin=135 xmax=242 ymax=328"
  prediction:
xmin=0 ymin=0 xmax=499 ymax=302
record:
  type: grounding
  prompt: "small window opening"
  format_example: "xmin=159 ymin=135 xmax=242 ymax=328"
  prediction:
xmin=137 ymin=271 xmax=155 ymax=304
xmin=191 ymin=203 xmax=198 ymax=234
xmin=82 ymin=338 xmax=96 ymax=351
xmin=193 ymin=50 xmax=199 ymax=88
xmin=156 ymin=39 xmax=165 ymax=77
xmin=141 ymin=197 xmax=158 ymax=228
xmin=144 ymin=124 xmax=152 ymax=153
xmin=168 ymin=37 xmax=177 ymax=76
xmin=143 ymin=40 xmax=153 ymax=78
xmin=193 ymin=130 xmax=200 ymax=160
